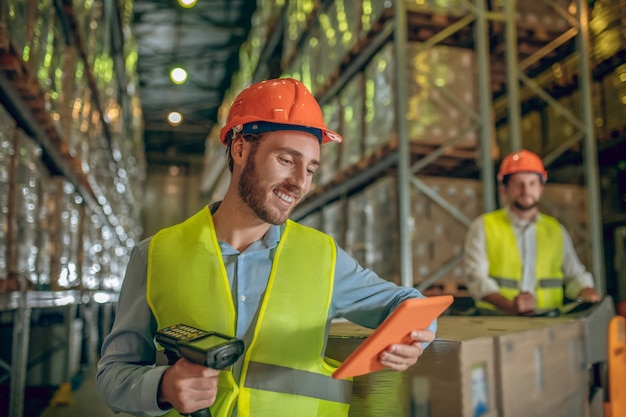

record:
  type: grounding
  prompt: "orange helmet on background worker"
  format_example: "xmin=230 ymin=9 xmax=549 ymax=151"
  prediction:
xmin=219 ymin=78 xmax=343 ymax=145
xmin=497 ymin=149 xmax=548 ymax=183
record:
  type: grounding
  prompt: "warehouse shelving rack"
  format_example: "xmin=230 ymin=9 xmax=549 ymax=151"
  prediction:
xmin=0 ymin=290 xmax=118 ymax=417
xmin=0 ymin=1 xmax=139 ymax=416
xmin=227 ymin=0 xmax=623 ymax=294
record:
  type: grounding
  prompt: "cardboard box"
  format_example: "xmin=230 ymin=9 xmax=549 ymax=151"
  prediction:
xmin=437 ymin=316 xmax=590 ymax=417
xmin=494 ymin=320 xmax=587 ymax=417
xmin=328 ymin=315 xmax=591 ymax=417
xmin=562 ymin=296 xmax=616 ymax=366
xmin=328 ymin=318 xmax=498 ymax=417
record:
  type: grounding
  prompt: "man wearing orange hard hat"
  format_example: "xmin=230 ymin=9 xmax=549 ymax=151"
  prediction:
xmin=97 ymin=78 xmax=437 ymax=417
xmin=463 ymin=149 xmax=600 ymax=315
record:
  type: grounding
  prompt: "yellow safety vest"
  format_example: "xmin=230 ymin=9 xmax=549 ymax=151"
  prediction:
xmin=146 ymin=206 xmax=352 ymax=417
xmin=476 ymin=209 xmax=564 ymax=311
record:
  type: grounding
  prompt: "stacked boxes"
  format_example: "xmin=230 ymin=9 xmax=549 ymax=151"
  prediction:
xmin=324 ymin=0 xmax=360 ymax=69
xmin=0 ymin=105 xmax=15 ymax=286
xmin=497 ymin=110 xmax=543 ymax=156
xmin=316 ymin=177 xmax=400 ymax=283
xmin=411 ymin=176 xmax=483 ymax=288
xmin=282 ymin=0 xmax=317 ymax=68
xmin=545 ymin=91 xmax=583 ymax=154
xmin=322 ymin=198 xmax=346 ymax=248
xmin=494 ymin=320 xmax=587 ymax=417
xmin=44 ymin=177 xmax=82 ymax=290
xmin=67 ymin=59 xmax=92 ymax=171
xmin=102 ymin=237 xmax=131 ymax=293
xmin=298 ymin=209 xmax=323 ymax=231
xmin=279 ymin=0 xmax=395 ymax=96
xmin=364 ymin=177 xmax=399 ymax=283
xmin=520 ymin=0 xmax=573 ymax=33
xmin=0 ymin=0 xmax=144 ymax=299
xmin=339 ymin=73 xmax=364 ymax=170
xmin=540 ymin=182 xmax=591 ymax=267
xmin=359 ymin=0 xmax=391 ymax=38
xmin=406 ymin=43 xmax=478 ymax=150
xmin=317 ymin=6 xmax=343 ymax=88
xmin=589 ymin=0 xmax=625 ymax=64
xmin=0 ymin=0 xmax=47 ymax=69
xmin=601 ymin=64 xmax=626 ymax=137
xmin=316 ymin=99 xmax=341 ymax=187
xmin=412 ymin=330 xmax=498 ymax=417
xmin=81 ymin=207 xmax=104 ymax=291
xmin=345 ymin=190 xmax=369 ymax=266
xmin=364 ymin=42 xmax=396 ymax=157
xmin=327 ymin=315 xmax=588 ymax=417
xmin=439 ymin=316 xmax=588 ymax=417
xmin=254 ymin=0 xmax=287 ymax=32
xmin=12 ymin=131 xmax=44 ymax=289
xmin=363 ymin=41 xmax=480 ymax=162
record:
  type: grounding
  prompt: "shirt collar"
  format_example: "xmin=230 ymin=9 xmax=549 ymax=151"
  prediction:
xmin=209 ymin=202 xmax=283 ymax=251
xmin=263 ymin=223 xmax=283 ymax=248
xmin=504 ymin=206 xmax=540 ymax=227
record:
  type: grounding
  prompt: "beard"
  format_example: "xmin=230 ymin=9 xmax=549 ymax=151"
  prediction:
xmin=238 ymin=145 xmax=292 ymax=225
xmin=512 ymin=197 xmax=538 ymax=212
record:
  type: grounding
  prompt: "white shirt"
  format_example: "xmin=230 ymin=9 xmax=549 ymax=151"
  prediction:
xmin=463 ymin=208 xmax=595 ymax=302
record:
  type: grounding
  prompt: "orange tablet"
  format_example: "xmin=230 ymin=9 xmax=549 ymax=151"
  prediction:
xmin=332 ymin=295 xmax=453 ymax=379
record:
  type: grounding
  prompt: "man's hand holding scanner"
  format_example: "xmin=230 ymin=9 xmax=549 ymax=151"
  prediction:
xmin=379 ymin=329 xmax=435 ymax=372
xmin=159 ymin=358 xmax=220 ymax=414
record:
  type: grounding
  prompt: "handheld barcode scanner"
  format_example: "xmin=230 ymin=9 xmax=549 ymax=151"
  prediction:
xmin=156 ymin=324 xmax=245 ymax=417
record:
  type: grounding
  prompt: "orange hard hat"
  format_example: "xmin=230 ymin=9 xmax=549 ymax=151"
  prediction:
xmin=219 ymin=78 xmax=343 ymax=145
xmin=497 ymin=149 xmax=548 ymax=182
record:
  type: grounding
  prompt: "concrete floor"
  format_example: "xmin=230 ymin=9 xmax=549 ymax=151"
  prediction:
xmin=39 ymin=367 xmax=119 ymax=417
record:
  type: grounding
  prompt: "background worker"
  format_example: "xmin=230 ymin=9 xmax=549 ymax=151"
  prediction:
xmin=97 ymin=78 xmax=436 ymax=417
xmin=463 ymin=149 xmax=601 ymax=315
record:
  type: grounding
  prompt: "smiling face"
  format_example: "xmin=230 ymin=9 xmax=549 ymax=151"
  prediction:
xmin=237 ymin=130 xmax=321 ymax=225
xmin=503 ymin=172 xmax=544 ymax=213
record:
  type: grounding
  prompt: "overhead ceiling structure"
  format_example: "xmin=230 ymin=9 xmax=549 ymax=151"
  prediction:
xmin=132 ymin=0 xmax=256 ymax=170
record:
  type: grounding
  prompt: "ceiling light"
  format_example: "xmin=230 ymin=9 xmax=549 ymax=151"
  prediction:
xmin=168 ymin=111 xmax=183 ymax=126
xmin=178 ymin=0 xmax=197 ymax=8
xmin=169 ymin=165 xmax=180 ymax=177
xmin=170 ymin=67 xmax=188 ymax=84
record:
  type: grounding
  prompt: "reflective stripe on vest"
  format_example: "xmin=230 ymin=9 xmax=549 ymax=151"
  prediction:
xmin=491 ymin=276 xmax=563 ymax=289
xmin=147 ymin=207 xmax=350 ymax=417
xmin=245 ymin=362 xmax=352 ymax=403
xmin=477 ymin=209 xmax=564 ymax=310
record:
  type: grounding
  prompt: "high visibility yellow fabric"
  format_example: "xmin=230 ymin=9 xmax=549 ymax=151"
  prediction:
xmin=477 ymin=209 xmax=564 ymax=310
xmin=146 ymin=207 xmax=350 ymax=417
xmin=147 ymin=207 xmax=238 ymax=417
xmin=237 ymin=220 xmax=349 ymax=417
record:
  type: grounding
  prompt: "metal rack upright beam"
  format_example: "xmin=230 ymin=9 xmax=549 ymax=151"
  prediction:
xmin=394 ymin=0 xmax=414 ymax=288
xmin=475 ymin=0 xmax=497 ymax=213
xmin=8 ymin=293 xmax=30 ymax=417
xmin=576 ymin=0 xmax=606 ymax=293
